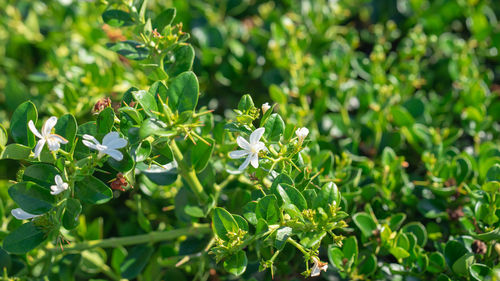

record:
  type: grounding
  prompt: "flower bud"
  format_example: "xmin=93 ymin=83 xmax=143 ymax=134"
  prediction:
xmin=262 ymin=102 xmax=271 ymax=114
xmin=295 ymin=127 xmax=309 ymax=144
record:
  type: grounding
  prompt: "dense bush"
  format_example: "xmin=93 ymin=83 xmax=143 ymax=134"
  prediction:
xmin=0 ymin=0 xmax=499 ymax=280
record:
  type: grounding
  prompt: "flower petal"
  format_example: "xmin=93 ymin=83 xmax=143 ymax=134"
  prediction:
xmin=83 ymin=134 xmax=100 ymax=145
xmin=238 ymin=155 xmax=252 ymax=171
xmin=50 ymin=134 xmax=68 ymax=144
xmin=11 ymin=208 xmax=38 ymax=220
xmin=236 ymin=136 xmax=250 ymax=150
xmin=28 ymin=120 xmax=42 ymax=138
xmin=255 ymin=142 xmax=268 ymax=152
xmin=103 ymin=133 xmax=127 ymax=149
xmin=103 ymin=149 xmax=123 ymax=161
xmin=55 ymin=175 xmax=63 ymax=186
xmin=250 ymin=153 xmax=259 ymax=168
xmin=102 ymin=132 xmax=119 ymax=145
xmin=46 ymin=138 xmax=61 ymax=151
xmin=310 ymin=263 xmax=320 ymax=277
xmin=229 ymin=150 xmax=249 ymax=159
xmin=42 ymin=117 xmax=58 ymax=136
xmin=82 ymin=140 xmax=98 ymax=150
xmin=33 ymin=139 xmax=46 ymax=158
xmin=250 ymin=128 xmax=265 ymax=144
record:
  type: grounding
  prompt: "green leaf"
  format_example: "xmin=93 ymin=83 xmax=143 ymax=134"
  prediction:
xmin=444 ymin=240 xmax=468 ymax=269
xmin=263 ymin=113 xmax=285 ymax=142
xmin=313 ymin=182 xmax=341 ymax=210
xmin=165 ymin=71 xmax=199 ymax=113
xmin=10 ymin=101 xmax=37 ymax=147
xmin=243 ymin=201 xmax=258 ymax=225
xmin=112 ymin=247 xmax=127 ymax=274
xmin=133 ymin=140 xmax=151 ymax=162
xmin=185 ymin=205 xmax=205 ymax=218
xmin=0 ymin=248 xmax=11 ymax=273
xmin=75 ymin=176 xmax=113 ymax=204
xmin=256 ymin=195 xmax=280 ymax=224
xmin=470 ymin=263 xmax=492 ymax=281
xmin=97 ymin=107 xmax=115 ymax=137
xmin=388 ymin=213 xmax=406 ymax=230
xmin=8 ymin=182 xmax=55 ymax=215
xmin=165 ymin=45 xmax=195 ymax=77
xmin=3 ymin=222 xmax=46 ymax=254
xmin=133 ymin=90 xmax=158 ymax=117
xmin=139 ymin=118 xmax=174 ymax=139
xmin=120 ymin=245 xmax=154 ymax=279
xmin=328 ymin=246 xmax=344 ymax=269
xmin=1 ymin=144 xmax=32 ymax=160
xmin=342 ymin=236 xmax=358 ymax=264
xmin=276 ymin=184 xmax=307 ymax=211
xmin=486 ymin=164 xmax=500 ymax=182
xmin=58 ymin=254 xmax=82 ymax=281
xmin=481 ymin=181 xmax=499 ymax=193
xmin=390 ymin=247 xmax=410 ymax=259
xmin=452 ymin=253 xmax=474 ymax=276
xmin=23 ymin=164 xmax=60 ymax=189
xmin=358 ymin=254 xmax=377 ymax=275
xmin=107 ymin=40 xmax=149 ymax=60
xmin=137 ymin=162 xmax=178 ymax=185
xmin=54 ymin=114 xmax=77 ymax=151
xmin=402 ymin=222 xmax=427 ymax=247
xmin=472 ymin=228 xmax=500 ymax=241
xmin=212 ymin=207 xmax=239 ymax=241
xmin=191 ymin=138 xmax=215 ymax=172
xmin=428 ymin=252 xmax=446 ymax=274
xmin=275 ymin=226 xmax=292 ymax=250
xmin=352 ymin=212 xmax=377 ymax=237
xmin=233 ymin=215 xmax=249 ymax=232
xmin=270 ymin=173 xmax=293 ymax=194
xmin=238 ymin=94 xmax=254 ymax=112
xmin=152 ymin=8 xmax=176 ymax=32
xmin=102 ymin=10 xmax=134 ymax=27
xmin=62 ymin=198 xmax=82 ymax=230
xmin=0 ymin=124 xmax=8 ymax=148
xmin=223 ymin=251 xmax=247 ymax=276
xmin=108 ymin=151 xmax=134 ymax=173
xmin=118 ymin=107 xmax=142 ymax=125
xmin=269 ymin=84 xmax=287 ymax=104
xmin=391 ymin=105 xmax=415 ymax=127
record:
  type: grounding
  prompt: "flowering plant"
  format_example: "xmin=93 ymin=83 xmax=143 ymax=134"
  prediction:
xmin=0 ymin=0 xmax=499 ymax=280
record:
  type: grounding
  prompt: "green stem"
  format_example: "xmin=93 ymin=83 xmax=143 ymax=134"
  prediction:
xmin=170 ymin=139 xmax=209 ymax=204
xmin=286 ymin=237 xmax=308 ymax=255
xmin=82 ymin=251 xmax=121 ymax=281
xmin=50 ymin=224 xmax=210 ymax=254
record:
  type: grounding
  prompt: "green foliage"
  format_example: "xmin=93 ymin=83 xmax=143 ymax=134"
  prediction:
xmin=0 ymin=0 xmax=499 ymax=280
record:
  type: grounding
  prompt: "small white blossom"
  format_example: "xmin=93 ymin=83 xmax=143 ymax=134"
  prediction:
xmin=347 ymin=96 xmax=360 ymax=110
xmin=310 ymin=257 xmax=328 ymax=277
xmin=11 ymin=208 xmax=40 ymax=220
xmin=295 ymin=127 xmax=309 ymax=144
xmin=50 ymin=175 xmax=69 ymax=195
xmin=262 ymin=102 xmax=271 ymax=114
xmin=28 ymin=116 xmax=68 ymax=158
xmin=83 ymin=131 xmax=127 ymax=161
xmin=229 ymin=128 xmax=267 ymax=170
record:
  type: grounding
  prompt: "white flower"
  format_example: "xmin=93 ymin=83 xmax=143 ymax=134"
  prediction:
xmin=28 ymin=116 xmax=68 ymax=158
xmin=229 ymin=128 xmax=267 ymax=170
xmin=82 ymin=131 xmax=127 ymax=161
xmin=310 ymin=257 xmax=328 ymax=277
xmin=262 ymin=102 xmax=271 ymax=114
xmin=295 ymin=127 xmax=309 ymax=144
xmin=50 ymin=175 xmax=69 ymax=195
xmin=347 ymin=96 xmax=360 ymax=110
xmin=11 ymin=208 xmax=40 ymax=220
